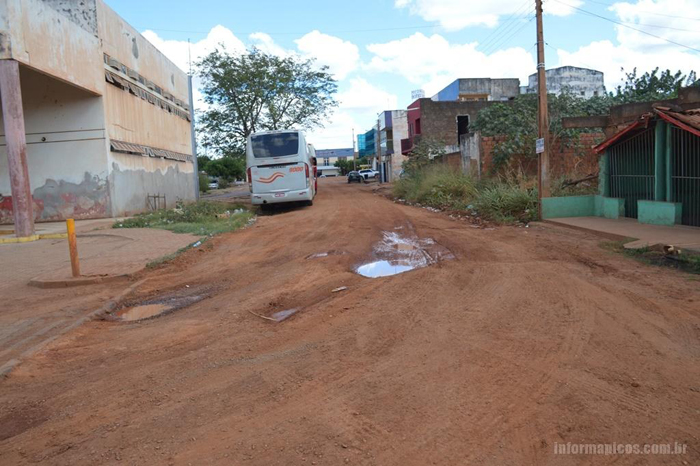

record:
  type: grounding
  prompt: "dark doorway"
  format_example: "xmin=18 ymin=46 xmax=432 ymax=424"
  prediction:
xmin=457 ymin=115 xmax=470 ymax=143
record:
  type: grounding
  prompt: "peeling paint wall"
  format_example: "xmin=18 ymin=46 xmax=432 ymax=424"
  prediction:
xmin=0 ymin=65 xmax=110 ymax=223
xmin=0 ymin=0 xmax=103 ymax=94
xmin=97 ymin=0 xmax=195 ymax=208
xmin=109 ymin=154 xmax=194 ymax=217
xmin=0 ymin=0 xmax=195 ymax=224
xmin=526 ymin=66 xmax=606 ymax=99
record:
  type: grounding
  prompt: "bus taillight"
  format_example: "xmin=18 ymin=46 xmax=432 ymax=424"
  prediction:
xmin=247 ymin=168 xmax=252 ymax=192
xmin=305 ymin=163 xmax=310 ymax=188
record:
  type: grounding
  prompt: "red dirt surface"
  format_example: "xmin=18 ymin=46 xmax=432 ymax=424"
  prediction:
xmin=1 ymin=177 xmax=699 ymax=465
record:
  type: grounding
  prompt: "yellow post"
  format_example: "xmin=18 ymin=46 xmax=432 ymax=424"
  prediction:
xmin=66 ymin=218 xmax=80 ymax=277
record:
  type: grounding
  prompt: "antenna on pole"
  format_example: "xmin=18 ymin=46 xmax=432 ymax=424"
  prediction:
xmin=188 ymin=38 xmax=192 ymax=76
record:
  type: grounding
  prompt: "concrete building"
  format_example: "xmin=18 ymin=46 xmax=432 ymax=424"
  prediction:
xmin=0 ymin=0 xmax=196 ymax=235
xmin=432 ymin=78 xmax=520 ymax=102
xmin=377 ymin=110 xmax=409 ymax=181
xmin=315 ymin=148 xmax=353 ymax=166
xmin=523 ymin=66 xmax=605 ymax=99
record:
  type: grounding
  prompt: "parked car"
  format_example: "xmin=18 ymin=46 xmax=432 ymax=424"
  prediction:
xmin=208 ymin=181 xmax=219 ymax=189
xmin=358 ymin=169 xmax=378 ymax=180
xmin=347 ymin=171 xmax=363 ymax=183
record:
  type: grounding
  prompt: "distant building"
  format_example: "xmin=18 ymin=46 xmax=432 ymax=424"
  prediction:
xmin=315 ymin=148 xmax=354 ymax=166
xmin=432 ymin=78 xmax=521 ymax=102
xmin=523 ymin=66 xmax=605 ymax=99
xmin=0 ymin=0 xmax=195 ymax=233
xmin=358 ymin=128 xmax=376 ymax=158
xmin=378 ymin=110 xmax=409 ymax=181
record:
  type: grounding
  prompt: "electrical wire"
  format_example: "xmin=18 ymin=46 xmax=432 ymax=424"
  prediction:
xmin=133 ymin=24 xmax=442 ymax=37
xmin=478 ymin=3 xmax=536 ymax=53
xmin=482 ymin=16 xmax=536 ymax=56
xmin=477 ymin=0 xmax=534 ymax=50
xmin=553 ymin=0 xmax=700 ymax=54
xmin=585 ymin=0 xmax=700 ymax=21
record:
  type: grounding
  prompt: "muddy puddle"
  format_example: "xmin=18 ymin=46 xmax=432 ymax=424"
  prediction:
xmin=115 ymin=294 xmax=207 ymax=322
xmin=355 ymin=230 xmax=453 ymax=278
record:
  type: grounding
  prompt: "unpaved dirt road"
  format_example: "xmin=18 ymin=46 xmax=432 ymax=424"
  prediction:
xmin=1 ymin=177 xmax=699 ymax=465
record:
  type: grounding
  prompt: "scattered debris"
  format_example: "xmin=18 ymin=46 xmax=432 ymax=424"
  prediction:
xmin=332 ymin=286 xmax=348 ymax=293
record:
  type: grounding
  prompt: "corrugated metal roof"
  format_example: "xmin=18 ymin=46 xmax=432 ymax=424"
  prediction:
xmin=594 ymin=106 xmax=700 ymax=153
xmin=655 ymin=107 xmax=700 ymax=137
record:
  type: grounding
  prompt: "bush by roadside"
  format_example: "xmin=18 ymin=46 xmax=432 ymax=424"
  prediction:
xmin=113 ymin=201 xmax=254 ymax=236
xmin=393 ymin=165 xmax=537 ymax=223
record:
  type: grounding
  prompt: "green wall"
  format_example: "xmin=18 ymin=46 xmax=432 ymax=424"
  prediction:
xmin=637 ymin=200 xmax=682 ymax=226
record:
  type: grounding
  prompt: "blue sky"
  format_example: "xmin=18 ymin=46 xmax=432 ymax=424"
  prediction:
xmin=109 ymin=0 xmax=700 ymax=149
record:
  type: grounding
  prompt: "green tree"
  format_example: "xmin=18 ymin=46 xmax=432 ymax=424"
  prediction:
xmin=196 ymin=47 xmax=338 ymax=157
xmin=471 ymin=92 xmax=611 ymax=171
xmin=334 ymin=159 xmax=353 ymax=175
xmin=613 ymin=67 xmax=699 ymax=104
xmin=197 ymin=155 xmax=212 ymax=173
xmin=206 ymin=156 xmax=246 ymax=181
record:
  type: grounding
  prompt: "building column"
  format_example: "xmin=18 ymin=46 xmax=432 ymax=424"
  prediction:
xmin=0 ymin=60 xmax=34 ymax=237
xmin=599 ymin=150 xmax=610 ymax=197
xmin=665 ymin=122 xmax=673 ymax=202
xmin=654 ymin=120 xmax=667 ymax=201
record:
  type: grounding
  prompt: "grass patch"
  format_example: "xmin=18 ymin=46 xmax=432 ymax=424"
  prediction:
xmin=394 ymin=165 xmax=537 ymax=223
xmin=114 ymin=201 xmax=254 ymax=237
xmin=601 ymin=240 xmax=700 ymax=275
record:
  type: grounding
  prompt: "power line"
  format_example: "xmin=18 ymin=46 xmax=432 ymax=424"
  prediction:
xmin=482 ymin=16 xmax=536 ymax=56
xmin=477 ymin=0 xmax=533 ymax=50
xmin=478 ymin=3 xmax=536 ymax=53
xmin=586 ymin=0 xmax=700 ymax=21
xmin=133 ymin=23 xmax=443 ymax=37
xmin=553 ymin=0 xmax=700 ymax=54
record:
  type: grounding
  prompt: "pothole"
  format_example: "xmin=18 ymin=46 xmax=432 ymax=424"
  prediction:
xmin=114 ymin=293 xmax=207 ymax=322
xmin=270 ymin=308 xmax=299 ymax=322
xmin=355 ymin=230 xmax=453 ymax=278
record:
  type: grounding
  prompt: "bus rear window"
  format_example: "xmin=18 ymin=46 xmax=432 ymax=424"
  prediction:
xmin=251 ymin=133 xmax=299 ymax=158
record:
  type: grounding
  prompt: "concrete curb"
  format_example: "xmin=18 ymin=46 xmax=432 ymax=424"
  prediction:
xmin=28 ymin=273 xmax=130 ymax=289
xmin=535 ymin=220 xmax=632 ymax=243
xmin=0 ymin=233 xmax=68 ymax=244
xmin=0 ymin=277 xmax=148 ymax=380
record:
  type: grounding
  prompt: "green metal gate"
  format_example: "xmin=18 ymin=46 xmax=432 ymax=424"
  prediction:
xmin=608 ymin=128 xmax=655 ymax=219
xmin=670 ymin=126 xmax=700 ymax=227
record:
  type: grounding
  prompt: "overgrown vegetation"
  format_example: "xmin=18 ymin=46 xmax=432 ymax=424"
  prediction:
xmin=471 ymin=67 xmax=699 ymax=172
xmin=394 ymin=164 xmax=537 ymax=223
xmin=114 ymin=201 xmax=254 ymax=236
xmin=602 ymin=241 xmax=700 ymax=275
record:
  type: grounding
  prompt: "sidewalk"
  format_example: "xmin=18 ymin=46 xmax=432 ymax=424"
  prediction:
xmin=544 ymin=217 xmax=700 ymax=252
xmin=0 ymin=219 xmax=198 ymax=376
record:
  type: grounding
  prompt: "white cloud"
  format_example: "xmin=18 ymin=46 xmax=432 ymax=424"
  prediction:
xmin=394 ymin=0 xmax=581 ymax=30
xmin=307 ymin=78 xmax=398 ymax=149
xmin=556 ymin=40 xmax=700 ymax=90
xmin=555 ymin=0 xmax=700 ymax=89
xmin=249 ymin=32 xmax=291 ymax=57
xmin=366 ymin=33 xmax=535 ymax=96
xmin=141 ymin=25 xmax=245 ymax=73
xmin=295 ymin=30 xmax=360 ymax=80
xmin=609 ymin=0 xmax=700 ymax=52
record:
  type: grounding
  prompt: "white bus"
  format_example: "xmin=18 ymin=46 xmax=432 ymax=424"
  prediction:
xmin=246 ymin=130 xmax=317 ymax=208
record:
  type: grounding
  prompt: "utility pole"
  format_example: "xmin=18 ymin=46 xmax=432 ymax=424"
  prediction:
xmin=352 ymin=128 xmax=357 ymax=171
xmin=536 ymin=0 xmax=550 ymax=216
xmin=376 ymin=116 xmax=382 ymax=184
